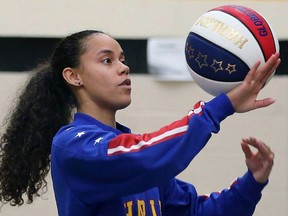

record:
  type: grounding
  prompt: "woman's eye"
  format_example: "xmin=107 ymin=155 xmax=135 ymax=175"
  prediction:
xmin=102 ymin=58 xmax=112 ymax=64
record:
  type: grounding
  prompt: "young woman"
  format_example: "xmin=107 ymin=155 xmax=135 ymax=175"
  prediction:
xmin=0 ymin=30 xmax=279 ymax=216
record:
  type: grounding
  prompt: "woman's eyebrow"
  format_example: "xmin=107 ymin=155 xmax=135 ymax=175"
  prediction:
xmin=97 ymin=49 xmax=125 ymax=57
xmin=96 ymin=49 xmax=113 ymax=56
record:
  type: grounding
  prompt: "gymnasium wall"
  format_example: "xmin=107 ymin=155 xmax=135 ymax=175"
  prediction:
xmin=0 ymin=1 xmax=287 ymax=215
xmin=0 ymin=0 xmax=287 ymax=39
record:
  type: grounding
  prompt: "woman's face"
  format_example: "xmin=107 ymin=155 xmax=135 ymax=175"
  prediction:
xmin=77 ymin=33 xmax=131 ymax=112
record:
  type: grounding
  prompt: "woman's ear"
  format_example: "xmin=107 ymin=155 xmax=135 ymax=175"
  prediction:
xmin=62 ymin=67 xmax=83 ymax=87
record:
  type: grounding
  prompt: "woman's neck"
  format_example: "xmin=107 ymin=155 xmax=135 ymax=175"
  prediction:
xmin=78 ymin=104 xmax=117 ymax=128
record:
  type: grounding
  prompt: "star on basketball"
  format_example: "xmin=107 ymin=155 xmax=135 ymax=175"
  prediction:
xmin=211 ymin=59 xmax=223 ymax=72
xmin=195 ymin=52 xmax=208 ymax=69
xmin=225 ymin=64 xmax=237 ymax=74
xmin=186 ymin=46 xmax=195 ymax=59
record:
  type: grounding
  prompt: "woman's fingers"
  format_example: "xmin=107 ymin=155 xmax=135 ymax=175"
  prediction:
xmin=244 ymin=53 xmax=280 ymax=88
xmin=255 ymin=53 xmax=281 ymax=84
xmin=241 ymin=137 xmax=274 ymax=161
xmin=240 ymin=141 xmax=253 ymax=159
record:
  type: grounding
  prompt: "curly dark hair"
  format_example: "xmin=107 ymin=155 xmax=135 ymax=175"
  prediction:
xmin=0 ymin=30 xmax=104 ymax=206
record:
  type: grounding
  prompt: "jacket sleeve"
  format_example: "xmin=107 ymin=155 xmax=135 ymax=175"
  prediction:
xmin=160 ymin=171 xmax=267 ymax=216
xmin=196 ymin=170 xmax=267 ymax=216
xmin=52 ymin=93 xmax=234 ymax=204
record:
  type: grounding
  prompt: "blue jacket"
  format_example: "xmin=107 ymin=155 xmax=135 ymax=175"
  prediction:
xmin=51 ymin=93 xmax=266 ymax=215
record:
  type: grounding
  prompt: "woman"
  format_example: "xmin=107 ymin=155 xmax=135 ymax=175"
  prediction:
xmin=0 ymin=30 xmax=279 ymax=215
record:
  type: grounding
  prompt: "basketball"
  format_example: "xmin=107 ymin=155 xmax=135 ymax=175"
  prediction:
xmin=185 ymin=5 xmax=279 ymax=96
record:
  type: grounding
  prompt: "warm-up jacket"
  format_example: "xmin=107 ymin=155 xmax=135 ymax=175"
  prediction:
xmin=51 ymin=93 xmax=267 ymax=216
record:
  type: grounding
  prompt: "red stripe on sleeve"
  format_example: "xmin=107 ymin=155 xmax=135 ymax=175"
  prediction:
xmin=108 ymin=116 xmax=190 ymax=156
xmin=108 ymin=100 xmax=205 ymax=156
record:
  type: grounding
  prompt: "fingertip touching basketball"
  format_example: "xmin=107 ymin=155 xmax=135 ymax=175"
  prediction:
xmin=185 ymin=5 xmax=279 ymax=96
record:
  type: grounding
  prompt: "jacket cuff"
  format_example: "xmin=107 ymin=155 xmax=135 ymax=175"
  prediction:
xmin=205 ymin=93 xmax=235 ymax=121
xmin=235 ymin=170 xmax=268 ymax=204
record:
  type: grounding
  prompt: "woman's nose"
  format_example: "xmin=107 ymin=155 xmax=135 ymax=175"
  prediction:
xmin=119 ymin=62 xmax=130 ymax=75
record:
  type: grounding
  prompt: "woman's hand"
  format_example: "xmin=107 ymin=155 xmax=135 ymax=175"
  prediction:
xmin=241 ymin=137 xmax=274 ymax=183
xmin=227 ymin=53 xmax=281 ymax=113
